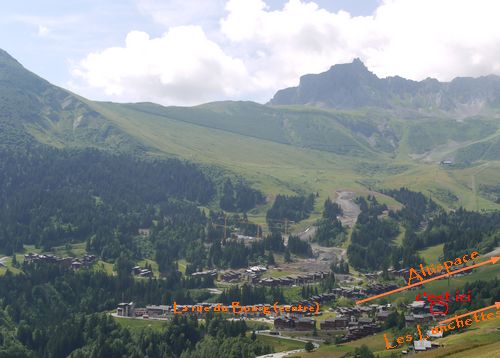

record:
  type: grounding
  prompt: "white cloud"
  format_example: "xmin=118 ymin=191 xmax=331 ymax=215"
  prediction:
xmin=136 ymin=0 xmax=225 ymax=28
xmin=37 ymin=25 xmax=50 ymax=36
xmin=221 ymin=0 xmax=500 ymax=88
xmin=72 ymin=26 xmax=250 ymax=105
xmin=73 ymin=0 xmax=500 ymax=105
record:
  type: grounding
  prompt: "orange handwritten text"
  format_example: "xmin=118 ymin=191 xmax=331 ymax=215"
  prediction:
xmin=172 ymin=301 xmax=320 ymax=315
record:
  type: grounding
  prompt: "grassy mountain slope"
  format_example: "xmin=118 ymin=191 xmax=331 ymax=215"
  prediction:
xmin=1 ymin=48 xmax=500 ymax=215
xmin=0 ymin=49 xmax=146 ymax=153
xmin=87 ymin=99 xmax=500 ymax=213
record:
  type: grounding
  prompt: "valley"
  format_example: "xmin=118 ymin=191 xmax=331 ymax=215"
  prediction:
xmin=0 ymin=48 xmax=499 ymax=357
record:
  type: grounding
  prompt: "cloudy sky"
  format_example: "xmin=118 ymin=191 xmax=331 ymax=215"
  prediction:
xmin=1 ymin=0 xmax=499 ymax=105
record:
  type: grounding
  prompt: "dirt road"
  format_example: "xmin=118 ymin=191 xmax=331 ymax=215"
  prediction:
xmin=335 ymin=190 xmax=361 ymax=227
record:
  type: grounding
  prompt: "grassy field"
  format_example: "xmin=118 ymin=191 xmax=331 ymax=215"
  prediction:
xmin=0 ymin=243 xmax=117 ymax=277
xmin=419 ymin=244 xmax=445 ymax=263
xmin=137 ymin=258 xmax=160 ymax=278
xmin=255 ymin=334 xmax=305 ymax=352
xmin=177 ymin=259 xmax=188 ymax=275
xmin=0 ymin=244 xmax=72 ymax=275
xmin=113 ymin=316 xmax=167 ymax=334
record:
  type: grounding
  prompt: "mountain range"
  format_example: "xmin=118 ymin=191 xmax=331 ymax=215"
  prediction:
xmin=1 ymin=48 xmax=500 ymax=211
xmin=269 ymin=58 xmax=500 ymax=115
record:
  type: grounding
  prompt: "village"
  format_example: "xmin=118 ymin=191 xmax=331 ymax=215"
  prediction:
xmin=23 ymin=252 xmax=96 ymax=270
xmin=111 ymin=222 xmax=477 ymax=355
xmin=115 ymin=291 xmax=449 ymax=353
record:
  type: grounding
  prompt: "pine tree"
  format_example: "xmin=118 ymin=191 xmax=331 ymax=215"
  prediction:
xmin=220 ymin=179 xmax=235 ymax=211
xmin=284 ymin=249 xmax=291 ymax=263
xmin=267 ymin=252 xmax=275 ymax=266
xmin=11 ymin=253 xmax=18 ymax=267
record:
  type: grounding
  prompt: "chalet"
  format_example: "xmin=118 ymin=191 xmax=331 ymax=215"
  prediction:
xmin=139 ymin=269 xmax=153 ymax=277
xmin=274 ymin=317 xmax=295 ymax=330
xmin=134 ymin=308 xmax=147 ymax=317
xmin=376 ymin=311 xmax=391 ymax=323
xmin=345 ymin=323 xmax=378 ymax=340
xmin=71 ymin=261 xmax=83 ymax=270
xmin=427 ymin=330 xmax=443 ymax=338
xmin=146 ymin=305 xmax=170 ymax=317
xmin=222 ymin=271 xmax=240 ymax=282
xmin=332 ymin=286 xmax=367 ymax=300
xmin=24 ymin=253 xmax=94 ymax=270
xmin=296 ymin=317 xmax=315 ymax=331
xmin=413 ymin=313 xmax=434 ymax=324
xmin=117 ymin=302 xmax=135 ymax=317
xmin=132 ymin=265 xmax=154 ymax=277
xmin=414 ymin=340 xmax=439 ymax=351
xmin=248 ymin=265 xmax=267 ymax=273
xmin=405 ymin=315 xmax=416 ymax=328
xmin=364 ymin=273 xmax=378 ymax=280
xmin=259 ymin=278 xmax=275 ymax=286
xmin=191 ymin=269 xmax=217 ymax=279
xmin=82 ymin=254 xmax=96 ymax=266
xmin=358 ymin=317 xmax=374 ymax=325
xmin=244 ymin=271 xmax=259 ymax=283
xmin=320 ymin=317 xmax=348 ymax=330
xmin=279 ymin=277 xmax=293 ymax=285
xmin=138 ymin=228 xmax=150 ymax=236
xmin=409 ymin=300 xmax=426 ymax=313
xmin=235 ymin=234 xmax=259 ymax=242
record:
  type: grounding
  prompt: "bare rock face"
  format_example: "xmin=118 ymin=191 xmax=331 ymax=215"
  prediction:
xmin=268 ymin=58 xmax=500 ymax=115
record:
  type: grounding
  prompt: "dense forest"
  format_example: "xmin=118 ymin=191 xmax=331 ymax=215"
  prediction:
xmin=348 ymin=189 xmax=500 ymax=272
xmin=384 ymin=188 xmax=439 ymax=229
xmin=313 ymin=198 xmax=346 ymax=247
xmin=266 ymin=194 xmax=315 ymax=231
xmin=422 ymin=208 xmax=500 ymax=259
xmin=347 ymin=196 xmax=399 ymax=271
xmin=219 ymin=178 xmax=265 ymax=212
xmin=218 ymin=284 xmax=285 ymax=305
xmin=0 ymin=265 xmax=271 ymax=357
xmin=0 ymin=146 xmax=214 ymax=253
xmin=0 ymin=145 xmax=270 ymax=274
xmin=384 ymin=188 xmax=499 ymax=260
xmin=287 ymin=235 xmax=313 ymax=257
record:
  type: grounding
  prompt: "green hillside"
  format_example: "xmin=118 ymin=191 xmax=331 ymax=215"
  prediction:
xmin=1 ymin=47 xmax=500 ymax=217
xmin=0 ymin=49 xmax=145 ymax=153
xmin=86 ymin=99 xmax=500 ymax=212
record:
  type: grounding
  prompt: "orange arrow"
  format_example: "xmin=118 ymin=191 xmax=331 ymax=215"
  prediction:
xmin=439 ymin=302 xmax=500 ymax=324
xmin=355 ymin=256 xmax=499 ymax=305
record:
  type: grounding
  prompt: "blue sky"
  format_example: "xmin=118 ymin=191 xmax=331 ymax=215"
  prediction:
xmin=0 ymin=0 xmax=498 ymax=105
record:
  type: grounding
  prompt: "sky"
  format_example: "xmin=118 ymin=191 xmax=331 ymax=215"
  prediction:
xmin=0 ymin=0 xmax=499 ymax=106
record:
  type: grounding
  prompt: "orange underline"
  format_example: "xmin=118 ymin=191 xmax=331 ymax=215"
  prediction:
xmin=356 ymin=257 xmax=497 ymax=305
xmin=439 ymin=303 xmax=499 ymax=324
